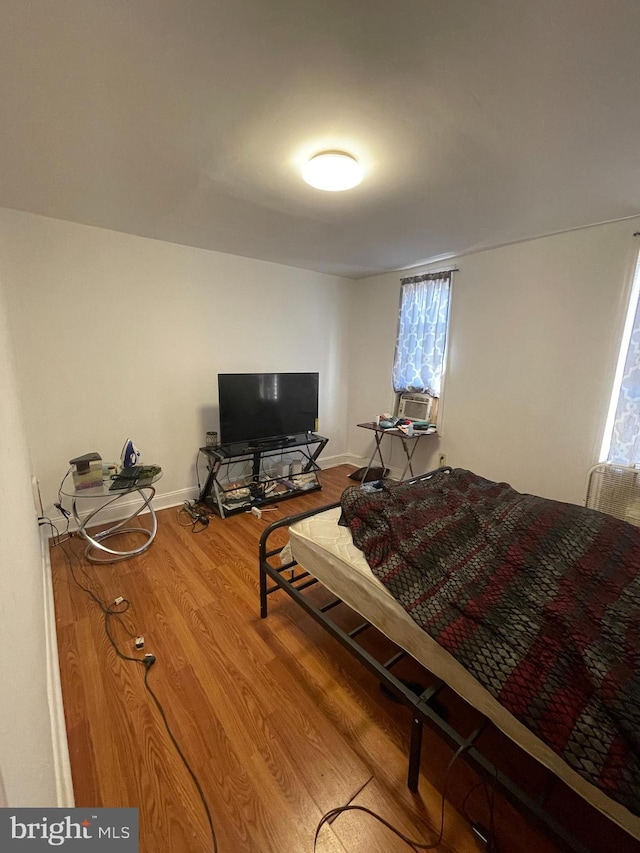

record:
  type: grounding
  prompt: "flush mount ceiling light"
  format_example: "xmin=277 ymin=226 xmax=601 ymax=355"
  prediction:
xmin=302 ymin=150 xmax=363 ymax=191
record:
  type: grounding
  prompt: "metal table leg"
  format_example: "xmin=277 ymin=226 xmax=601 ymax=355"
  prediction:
xmin=361 ymin=430 xmax=387 ymax=481
xmin=73 ymin=485 xmax=158 ymax=563
xmin=399 ymin=436 xmax=421 ymax=480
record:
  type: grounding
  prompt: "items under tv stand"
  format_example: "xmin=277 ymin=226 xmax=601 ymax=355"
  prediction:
xmin=198 ymin=432 xmax=328 ymax=518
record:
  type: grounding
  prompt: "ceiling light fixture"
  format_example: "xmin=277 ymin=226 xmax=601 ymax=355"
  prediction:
xmin=302 ymin=150 xmax=363 ymax=191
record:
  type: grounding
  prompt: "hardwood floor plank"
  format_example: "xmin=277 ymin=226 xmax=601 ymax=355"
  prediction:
xmin=55 ymin=622 xmax=90 ymax=731
xmin=65 ymin=719 xmax=100 ymax=807
xmin=244 ymin=744 xmax=351 ymax=853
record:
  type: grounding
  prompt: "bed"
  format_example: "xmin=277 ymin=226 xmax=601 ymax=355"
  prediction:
xmin=258 ymin=467 xmax=640 ymax=851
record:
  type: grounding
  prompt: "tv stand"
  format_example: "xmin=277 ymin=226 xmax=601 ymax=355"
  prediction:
xmin=198 ymin=432 xmax=328 ymax=518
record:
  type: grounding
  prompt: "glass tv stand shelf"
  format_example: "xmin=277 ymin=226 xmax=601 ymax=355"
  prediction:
xmin=198 ymin=432 xmax=328 ymax=518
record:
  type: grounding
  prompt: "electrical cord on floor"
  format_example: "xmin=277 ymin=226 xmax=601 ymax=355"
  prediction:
xmin=313 ymin=740 xmax=472 ymax=851
xmin=101 ymin=613 xmax=219 ymax=852
xmin=60 ymin=536 xmax=138 ymax=642
xmin=463 ymin=768 xmax=499 ymax=852
xmin=142 ymin=664 xmax=218 ymax=853
xmin=178 ymin=501 xmax=210 ymax=532
xmin=57 ymin=536 xmax=218 ymax=853
xmin=53 ymin=531 xmax=140 ymax=640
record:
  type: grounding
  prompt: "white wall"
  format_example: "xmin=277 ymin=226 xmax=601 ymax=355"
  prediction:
xmin=0 ymin=209 xmax=351 ymax=518
xmin=0 ymin=275 xmax=59 ymax=805
xmin=347 ymin=217 xmax=640 ymax=505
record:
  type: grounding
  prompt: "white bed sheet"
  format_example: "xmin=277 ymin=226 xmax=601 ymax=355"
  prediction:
xmin=288 ymin=506 xmax=640 ymax=839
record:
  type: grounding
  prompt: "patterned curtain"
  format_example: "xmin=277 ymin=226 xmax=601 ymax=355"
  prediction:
xmin=392 ymin=271 xmax=451 ymax=396
xmin=609 ymin=259 xmax=640 ymax=464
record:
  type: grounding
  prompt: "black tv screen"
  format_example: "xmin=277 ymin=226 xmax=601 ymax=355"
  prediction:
xmin=218 ymin=372 xmax=319 ymax=446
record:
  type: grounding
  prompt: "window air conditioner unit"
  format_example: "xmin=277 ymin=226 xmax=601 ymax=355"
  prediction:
xmin=397 ymin=392 xmax=435 ymax=422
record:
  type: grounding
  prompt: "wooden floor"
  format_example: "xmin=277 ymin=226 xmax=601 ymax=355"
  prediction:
xmin=50 ymin=465 xmax=636 ymax=853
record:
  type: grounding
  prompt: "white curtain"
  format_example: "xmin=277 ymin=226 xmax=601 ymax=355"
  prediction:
xmin=610 ymin=295 xmax=640 ymax=465
xmin=392 ymin=271 xmax=451 ymax=396
xmin=607 ymin=250 xmax=640 ymax=465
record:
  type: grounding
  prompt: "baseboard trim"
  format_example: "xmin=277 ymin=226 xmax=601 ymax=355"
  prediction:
xmin=319 ymin=452 xmax=361 ymax=470
xmin=324 ymin=453 xmax=403 ymax=480
xmin=41 ymin=528 xmax=75 ymax=807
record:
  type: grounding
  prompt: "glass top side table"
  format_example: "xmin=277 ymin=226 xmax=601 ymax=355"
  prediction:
xmin=60 ymin=470 xmax=162 ymax=563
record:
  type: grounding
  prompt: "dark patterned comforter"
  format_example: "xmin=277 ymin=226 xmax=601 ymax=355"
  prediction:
xmin=339 ymin=468 xmax=640 ymax=815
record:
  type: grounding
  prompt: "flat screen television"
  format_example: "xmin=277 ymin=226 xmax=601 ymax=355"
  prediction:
xmin=218 ymin=372 xmax=319 ymax=446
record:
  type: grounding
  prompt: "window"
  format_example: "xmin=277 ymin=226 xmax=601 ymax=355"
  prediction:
xmin=392 ymin=270 xmax=452 ymax=397
xmin=601 ymin=249 xmax=640 ymax=465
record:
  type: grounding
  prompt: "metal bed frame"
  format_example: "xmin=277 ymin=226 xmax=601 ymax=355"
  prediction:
xmin=258 ymin=471 xmax=595 ymax=853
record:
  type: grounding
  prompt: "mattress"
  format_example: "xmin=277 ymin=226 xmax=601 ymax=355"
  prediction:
xmin=288 ymin=506 xmax=640 ymax=840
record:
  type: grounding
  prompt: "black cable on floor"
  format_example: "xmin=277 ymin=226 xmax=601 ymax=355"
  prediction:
xmin=313 ymin=739 xmax=473 ymax=851
xmin=57 ymin=535 xmax=218 ymax=852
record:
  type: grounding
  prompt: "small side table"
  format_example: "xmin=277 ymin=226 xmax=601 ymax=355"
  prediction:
xmin=60 ymin=470 xmax=162 ymax=563
xmin=357 ymin=422 xmax=437 ymax=481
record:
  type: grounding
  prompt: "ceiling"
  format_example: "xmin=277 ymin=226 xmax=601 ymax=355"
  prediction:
xmin=1 ymin=0 xmax=639 ymax=279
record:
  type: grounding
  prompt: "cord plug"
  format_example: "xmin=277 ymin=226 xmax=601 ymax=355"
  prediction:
xmin=143 ymin=653 xmax=156 ymax=669
xmin=135 ymin=636 xmax=145 ymax=650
